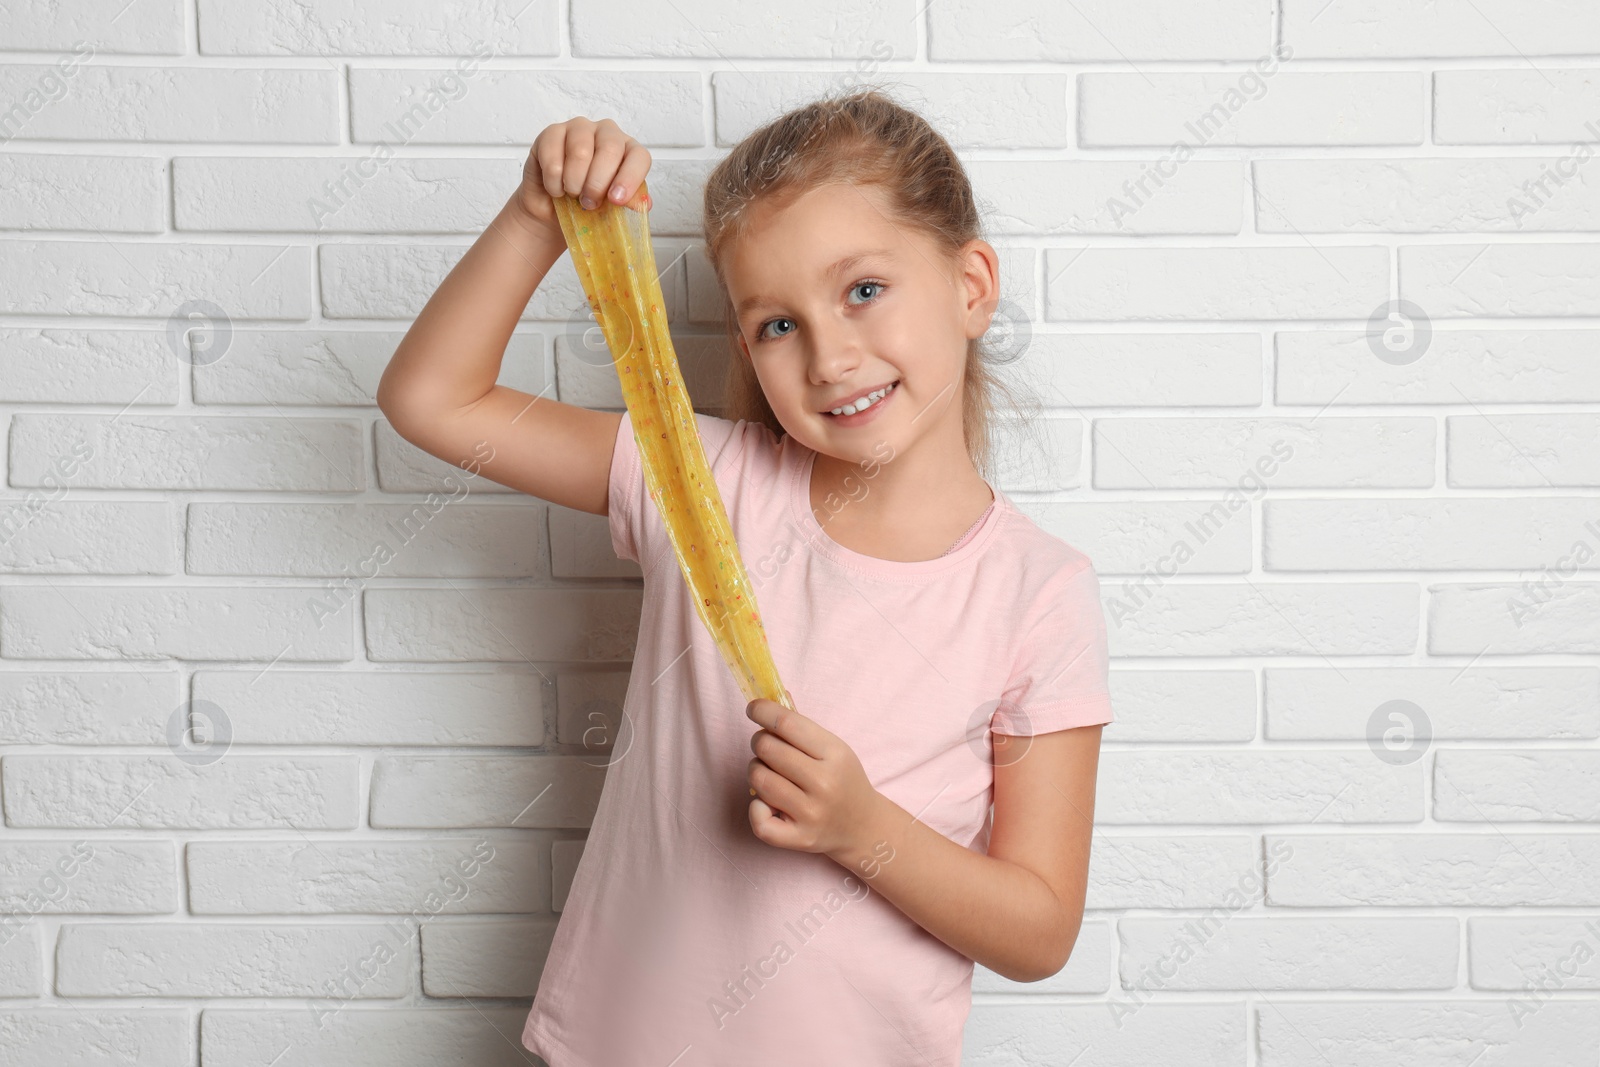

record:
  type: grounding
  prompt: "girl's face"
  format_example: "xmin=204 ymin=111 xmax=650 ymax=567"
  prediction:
xmin=724 ymin=181 xmax=999 ymax=468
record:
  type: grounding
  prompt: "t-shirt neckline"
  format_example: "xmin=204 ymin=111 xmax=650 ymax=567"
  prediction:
xmin=788 ymin=442 xmax=1007 ymax=578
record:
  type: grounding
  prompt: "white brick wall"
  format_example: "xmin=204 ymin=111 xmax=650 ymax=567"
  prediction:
xmin=1 ymin=1 xmax=1597 ymax=1065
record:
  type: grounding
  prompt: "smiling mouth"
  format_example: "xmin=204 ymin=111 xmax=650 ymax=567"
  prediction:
xmin=822 ymin=380 xmax=900 ymax=418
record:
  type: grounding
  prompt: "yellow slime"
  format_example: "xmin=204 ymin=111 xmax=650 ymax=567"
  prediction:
xmin=553 ymin=181 xmax=795 ymax=712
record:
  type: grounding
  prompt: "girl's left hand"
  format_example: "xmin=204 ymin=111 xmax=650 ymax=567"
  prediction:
xmin=745 ymin=696 xmax=883 ymax=857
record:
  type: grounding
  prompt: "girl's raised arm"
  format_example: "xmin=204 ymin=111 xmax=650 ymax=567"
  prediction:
xmin=375 ymin=117 xmax=652 ymax=516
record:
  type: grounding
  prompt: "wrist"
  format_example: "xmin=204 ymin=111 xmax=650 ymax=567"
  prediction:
xmin=497 ymin=193 xmax=566 ymax=253
xmin=828 ymin=791 xmax=904 ymax=880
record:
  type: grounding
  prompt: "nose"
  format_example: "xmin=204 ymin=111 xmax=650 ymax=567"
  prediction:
xmin=803 ymin=317 xmax=861 ymax=386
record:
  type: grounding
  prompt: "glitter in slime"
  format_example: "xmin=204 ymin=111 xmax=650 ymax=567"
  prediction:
xmin=553 ymin=181 xmax=795 ymax=713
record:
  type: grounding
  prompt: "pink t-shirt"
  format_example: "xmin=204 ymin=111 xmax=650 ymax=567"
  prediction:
xmin=521 ymin=410 xmax=1115 ymax=1067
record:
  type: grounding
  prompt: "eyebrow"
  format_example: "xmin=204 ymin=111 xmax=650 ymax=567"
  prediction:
xmin=734 ymin=247 xmax=897 ymax=318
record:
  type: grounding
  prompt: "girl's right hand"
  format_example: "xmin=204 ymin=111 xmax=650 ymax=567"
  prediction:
xmin=514 ymin=116 xmax=653 ymax=243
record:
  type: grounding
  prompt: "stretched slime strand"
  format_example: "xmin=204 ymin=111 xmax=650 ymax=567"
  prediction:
xmin=552 ymin=182 xmax=794 ymax=712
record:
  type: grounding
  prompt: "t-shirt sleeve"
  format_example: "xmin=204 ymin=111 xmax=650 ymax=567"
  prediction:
xmin=606 ymin=407 xmax=746 ymax=573
xmin=607 ymin=408 xmax=648 ymax=565
xmin=993 ymin=560 xmax=1115 ymax=735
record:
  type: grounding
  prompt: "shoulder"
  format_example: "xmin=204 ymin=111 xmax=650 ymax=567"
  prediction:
xmin=692 ymin=411 xmax=784 ymax=478
xmin=988 ymin=501 xmax=1102 ymax=617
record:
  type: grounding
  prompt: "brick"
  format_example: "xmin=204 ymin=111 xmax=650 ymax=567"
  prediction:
xmin=1284 ymin=0 xmax=1600 ymax=57
xmin=0 ymin=925 xmax=40 ymax=995
xmin=1103 ymin=582 xmax=1418 ymax=657
xmin=0 ymin=154 xmax=164 ymax=231
xmin=1266 ymin=498 xmax=1600 ymax=570
xmin=1259 ymin=1001 xmax=1597 ymax=1065
xmin=0 ymin=840 xmax=176 ymax=914
xmin=193 ymin=329 xmax=543 ymax=406
xmin=9 ymin=414 xmax=361 ymax=491
xmin=1436 ymin=751 xmax=1600 ymax=822
xmin=0 ymin=1011 xmax=189 ymax=1065
xmin=1093 ymin=417 xmax=1435 ymax=488
xmin=931 ymin=0 xmax=1266 ymax=60
xmin=1430 ymin=582 xmax=1600 ymax=655
xmin=573 ymin=0 xmax=914 ymax=59
xmin=1447 ymin=413 xmax=1600 ymax=487
xmin=1098 ymin=751 xmax=1422 ymax=823
xmin=0 ymin=501 xmax=176 ymax=575
xmin=57 ymin=922 xmax=410 ymax=996
xmin=715 ymin=72 xmax=1071 ymax=149
xmin=1469 ymin=916 xmax=1600 ymax=989
xmin=1265 ymin=666 xmax=1600 ymax=740
xmin=996 ymin=333 xmax=1262 ymax=408
xmin=0 ymin=328 xmax=180 ymax=405
xmin=2 ymin=755 xmax=358 ymax=829
xmin=200 ymin=1007 xmax=534 ymax=1065
xmin=0 ymin=670 xmax=184 ymax=745
xmin=0 ymin=64 xmax=337 ymax=142
xmin=363 ymin=587 xmax=642 ymax=662
xmin=1089 ymin=834 xmax=1261 ymax=909
xmin=1047 ymin=246 xmax=1389 ymax=320
xmin=0 ymin=241 xmax=313 ymax=318
xmin=188 ymin=838 xmax=543 ymax=913
xmin=353 ymin=68 xmax=703 ymax=145
xmin=1436 ymin=69 xmax=1600 ymax=144
xmin=968 ymin=160 xmax=1243 ymax=235
xmin=1255 ymin=158 xmax=1600 ymax=232
xmin=1119 ymin=917 xmax=1458 ymax=989
xmin=197 ymin=1 xmax=556 ymax=56
xmin=1087 ymin=669 xmax=1258 ymax=743
xmin=370 ymin=755 xmax=607 ymax=828
xmin=190 ymin=668 xmax=547 ymax=746
xmin=187 ymin=502 xmax=547 ymax=578
xmin=1400 ymin=243 xmax=1600 ymax=317
xmin=1266 ymin=832 xmax=1600 ymax=905
xmin=6 ymin=4 xmax=183 ymax=53
xmin=0 ymin=586 xmax=355 ymax=661
xmin=1276 ymin=329 xmax=1600 ymax=405
xmin=964 ymin=1003 xmax=1245 ymax=1062
xmin=175 ymin=156 xmax=522 ymax=233
xmin=420 ymin=918 xmax=555 ymax=996
xmin=1082 ymin=73 xmax=1422 ymax=146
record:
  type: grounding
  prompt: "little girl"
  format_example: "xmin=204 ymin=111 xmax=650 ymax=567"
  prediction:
xmin=378 ymin=88 xmax=1114 ymax=1067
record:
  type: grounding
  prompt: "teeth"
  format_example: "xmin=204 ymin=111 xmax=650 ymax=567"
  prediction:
xmin=830 ymin=382 xmax=896 ymax=416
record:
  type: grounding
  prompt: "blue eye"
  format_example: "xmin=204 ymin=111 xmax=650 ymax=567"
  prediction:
xmin=754 ymin=279 xmax=887 ymax=342
xmin=849 ymin=280 xmax=885 ymax=304
xmin=758 ymin=317 xmax=795 ymax=342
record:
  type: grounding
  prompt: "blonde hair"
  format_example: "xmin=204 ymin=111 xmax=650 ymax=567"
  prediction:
xmin=700 ymin=86 xmax=1031 ymax=481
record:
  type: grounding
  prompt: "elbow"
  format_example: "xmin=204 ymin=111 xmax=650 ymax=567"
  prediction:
xmin=374 ymin=373 xmax=406 ymax=426
xmin=1007 ymin=916 xmax=1082 ymax=985
xmin=375 ymin=376 xmax=426 ymax=438
xmin=1008 ymin=953 xmax=1067 ymax=986
xmin=985 ymin=944 xmax=1071 ymax=985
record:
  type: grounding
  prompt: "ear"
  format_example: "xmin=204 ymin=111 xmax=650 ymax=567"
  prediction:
xmin=957 ymin=239 xmax=1002 ymax=341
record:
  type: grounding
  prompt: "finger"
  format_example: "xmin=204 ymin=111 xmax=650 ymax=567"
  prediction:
xmin=748 ymin=698 xmax=831 ymax=760
xmin=578 ymin=121 xmax=630 ymax=209
xmin=608 ymin=139 xmax=653 ymax=209
xmin=534 ymin=129 xmax=567 ymax=200
xmin=747 ymin=756 xmax=806 ymax=815
xmin=560 ymin=118 xmax=599 ymax=199
xmin=748 ymin=796 xmax=804 ymax=850
xmin=749 ymin=728 xmax=816 ymax=789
